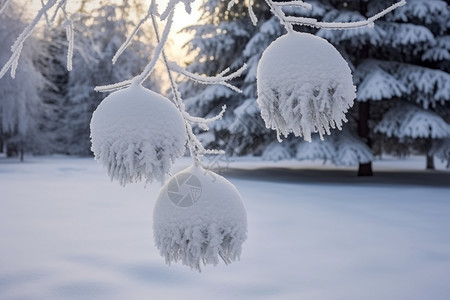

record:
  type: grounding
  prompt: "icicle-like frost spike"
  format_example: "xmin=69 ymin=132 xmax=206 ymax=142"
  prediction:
xmin=65 ymin=19 xmax=74 ymax=71
xmin=153 ymin=165 xmax=247 ymax=272
xmin=90 ymin=83 xmax=187 ymax=185
xmin=248 ymin=0 xmax=258 ymax=26
xmin=256 ymin=32 xmax=356 ymax=142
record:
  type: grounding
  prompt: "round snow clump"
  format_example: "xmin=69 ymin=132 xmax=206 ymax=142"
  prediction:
xmin=257 ymin=32 xmax=356 ymax=142
xmin=153 ymin=164 xmax=247 ymax=272
xmin=90 ymin=83 xmax=186 ymax=185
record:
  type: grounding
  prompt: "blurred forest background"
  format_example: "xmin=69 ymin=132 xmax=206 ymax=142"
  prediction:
xmin=0 ymin=0 xmax=449 ymax=174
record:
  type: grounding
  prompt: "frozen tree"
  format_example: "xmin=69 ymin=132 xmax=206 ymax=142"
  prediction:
xmin=318 ymin=0 xmax=449 ymax=172
xmin=0 ymin=3 xmax=47 ymax=160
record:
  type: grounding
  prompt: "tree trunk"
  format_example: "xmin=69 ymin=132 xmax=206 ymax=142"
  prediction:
xmin=425 ymin=139 xmax=434 ymax=170
xmin=426 ymin=154 xmax=435 ymax=170
xmin=20 ymin=141 xmax=24 ymax=162
xmin=357 ymin=101 xmax=373 ymax=176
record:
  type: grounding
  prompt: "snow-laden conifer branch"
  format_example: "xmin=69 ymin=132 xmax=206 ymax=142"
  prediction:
xmin=168 ymin=61 xmax=246 ymax=93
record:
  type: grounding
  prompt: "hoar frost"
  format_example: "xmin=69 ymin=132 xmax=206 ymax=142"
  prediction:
xmin=256 ymin=32 xmax=356 ymax=142
xmin=153 ymin=164 xmax=247 ymax=272
xmin=90 ymin=83 xmax=187 ymax=185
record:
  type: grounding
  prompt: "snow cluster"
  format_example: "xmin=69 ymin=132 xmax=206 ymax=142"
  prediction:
xmin=90 ymin=83 xmax=187 ymax=185
xmin=153 ymin=164 xmax=247 ymax=272
xmin=256 ymin=32 xmax=356 ymax=142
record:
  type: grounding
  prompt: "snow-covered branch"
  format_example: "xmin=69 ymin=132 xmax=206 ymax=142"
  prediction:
xmin=168 ymin=61 xmax=247 ymax=93
xmin=284 ymin=0 xmax=406 ymax=29
xmin=0 ymin=0 xmax=12 ymax=15
xmin=95 ymin=7 xmax=175 ymax=92
xmin=0 ymin=0 xmax=59 ymax=78
xmin=255 ymin=0 xmax=406 ymax=31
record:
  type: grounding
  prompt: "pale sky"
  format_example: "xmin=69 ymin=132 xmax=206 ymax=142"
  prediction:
xmin=18 ymin=0 xmax=201 ymax=54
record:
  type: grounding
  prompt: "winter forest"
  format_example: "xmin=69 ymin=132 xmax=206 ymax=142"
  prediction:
xmin=1 ymin=0 xmax=450 ymax=299
xmin=0 ymin=0 xmax=449 ymax=171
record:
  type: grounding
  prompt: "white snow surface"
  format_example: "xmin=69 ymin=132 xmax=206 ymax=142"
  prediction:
xmin=153 ymin=164 xmax=247 ymax=271
xmin=257 ymin=32 xmax=356 ymax=142
xmin=1 ymin=155 xmax=450 ymax=300
xmin=90 ymin=83 xmax=187 ymax=185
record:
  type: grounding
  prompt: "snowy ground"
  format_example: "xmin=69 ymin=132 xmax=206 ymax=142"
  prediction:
xmin=1 ymin=155 xmax=450 ymax=300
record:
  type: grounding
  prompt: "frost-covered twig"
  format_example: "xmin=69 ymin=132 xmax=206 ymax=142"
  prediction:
xmin=112 ymin=1 xmax=158 ymax=65
xmin=0 ymin=0 xmax=12 ymax=15
xmin=160 ymin=0 xmax=195 ymax=20
xmin=0 ymin=0 xmax=60 ymax=79
xmin=284 ymin=0 xmax=406 ymax=29
xmin=95 ymin=7 xmax=175 ymax=92
xmin=183 ymin=105 xmax=227 ymax=130
xmin=255 ymin=0 xmax=406 ymax=32
xmin=49 ymin=0 xmax=67 ymax=25
xmin=168 ymin=61 xmax=246 ymax=93
xmin=275 ymin=1 xmax=312 ymax=9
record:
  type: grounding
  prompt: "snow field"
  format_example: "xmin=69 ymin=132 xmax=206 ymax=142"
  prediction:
xmin=0 ymin=156 xmax=449 ymax=299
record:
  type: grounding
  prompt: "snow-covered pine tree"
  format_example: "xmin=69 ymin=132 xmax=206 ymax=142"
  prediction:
xmin=181 ymin=0 xmax=425 ymax=173
xmin=38 ymin=25 xmax=70 ymax=154
xmin=0 ymin=3 xmax=47 ymax=160
xmin=318 ymin=0 xmax=450 ymax=170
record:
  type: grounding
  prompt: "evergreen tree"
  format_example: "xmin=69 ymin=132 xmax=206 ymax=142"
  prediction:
xmin=43 ymin=2 xmax=157 ymax=155
xmin=181 ymin=0 xmax=450 ymax=171
xmin=0 ymin=3 xmax=47 ymax=160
